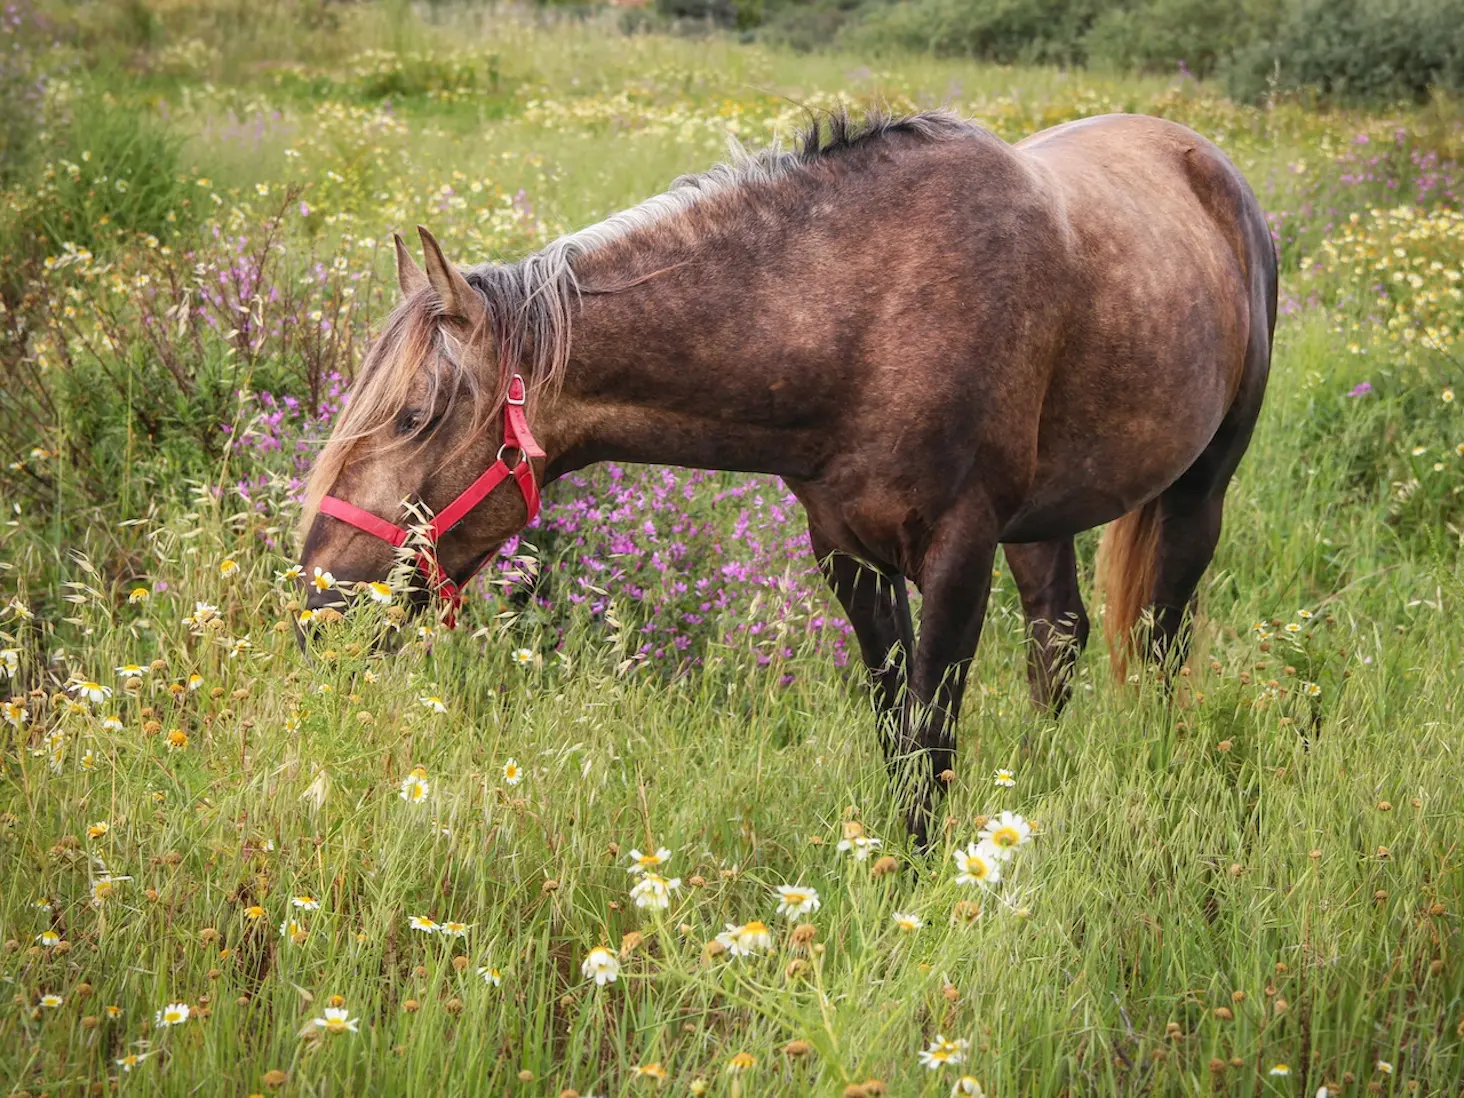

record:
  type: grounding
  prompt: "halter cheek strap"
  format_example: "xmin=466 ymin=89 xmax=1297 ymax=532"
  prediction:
xmin=317 ymin=373 xmax=545 ymax=629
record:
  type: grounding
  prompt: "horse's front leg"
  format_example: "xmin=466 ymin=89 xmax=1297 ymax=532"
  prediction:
xmin=900 ymin=503 xmax=1000 ymax=850
xmin=807 ymin=519 xmax=915 ymax=758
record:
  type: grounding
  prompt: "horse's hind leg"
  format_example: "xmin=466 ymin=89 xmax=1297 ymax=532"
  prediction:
xmin=1144 ymin=345 xmax=1269 ymax=674
xmin=1004 ymin=539 xmax=1089 ymax=713
xmin=807 ymin=519 xmax=915 ymax=760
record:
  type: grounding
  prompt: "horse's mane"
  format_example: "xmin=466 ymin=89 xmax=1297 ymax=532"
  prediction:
xmin=298 ymin=108 xmax=973 ymax=535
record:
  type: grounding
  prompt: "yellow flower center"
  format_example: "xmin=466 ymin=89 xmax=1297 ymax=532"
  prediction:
xmin=992 ymin=827 xmax=1020 ymax=848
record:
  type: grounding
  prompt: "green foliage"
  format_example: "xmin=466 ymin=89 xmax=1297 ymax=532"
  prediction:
xmin=850 ymin=0 xmax=1107 ymax=65
xmin=1084 ymin=0 xmax=1261 ymax=78
xmin=1231 ymin=0 xmax=1464 ymax=105
xmin=657 ymin=0 xmax=744 ymax=28
xmin=25 ymin=98 xmax=193 ymax=257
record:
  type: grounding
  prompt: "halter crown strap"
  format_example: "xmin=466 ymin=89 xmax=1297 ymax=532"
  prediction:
xmin=315 ymin=373 xmax=543 ymax=628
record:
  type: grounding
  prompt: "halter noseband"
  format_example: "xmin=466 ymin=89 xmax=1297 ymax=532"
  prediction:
xmin=316 ymin=373 xmax=545 ymax=629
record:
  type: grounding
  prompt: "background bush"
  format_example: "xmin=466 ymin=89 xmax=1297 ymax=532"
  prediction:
xmin=778 ymin=0 xmax=1464 ymax=104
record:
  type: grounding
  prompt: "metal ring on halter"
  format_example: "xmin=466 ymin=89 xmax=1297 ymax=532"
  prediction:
xmin=496 ymin=443 xmax=522 ymax=467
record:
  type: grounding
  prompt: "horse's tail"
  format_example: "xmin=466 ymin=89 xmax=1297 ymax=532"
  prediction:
xmin=1096 ymin=497 xmax=1163 ymax=682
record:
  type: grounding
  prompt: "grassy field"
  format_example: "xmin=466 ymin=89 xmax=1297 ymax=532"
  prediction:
xmin=4 ymin=4 xmax=1464 ymax=1096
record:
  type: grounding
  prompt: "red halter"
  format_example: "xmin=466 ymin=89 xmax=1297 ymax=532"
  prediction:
xmin=317 ymin=373 xmax=545 ymax=629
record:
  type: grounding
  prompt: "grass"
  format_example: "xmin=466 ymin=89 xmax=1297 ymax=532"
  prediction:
xmin=3 ymin=4 xmax=1464 ymax=1096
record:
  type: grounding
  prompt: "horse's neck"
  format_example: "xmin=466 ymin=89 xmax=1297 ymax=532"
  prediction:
xmin=545 ymin=241 xmax=837 ymax=481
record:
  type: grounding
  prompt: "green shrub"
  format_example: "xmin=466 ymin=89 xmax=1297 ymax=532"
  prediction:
xmin=0 ymin=2 xmax=46 ymax=188
xmin=1230 ymin=0 xmax=1464 ymax=104
xmin=1084 ymin=0 xmax=1261 ymax=78
xmin=24 ymin=97 xmax=195 ymax=257
xmin=848 ymin=0 xmax=1107 ymax=64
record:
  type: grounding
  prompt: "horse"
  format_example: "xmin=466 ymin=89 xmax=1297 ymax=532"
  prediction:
xmin=297 ymin=108 xmax=1277 ymax=847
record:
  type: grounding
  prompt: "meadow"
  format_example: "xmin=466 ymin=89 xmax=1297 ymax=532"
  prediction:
xmin=3 ymin=4 xmax=1464 ymax=1096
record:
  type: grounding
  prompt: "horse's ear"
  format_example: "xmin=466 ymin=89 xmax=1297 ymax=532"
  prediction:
xmin=394 ymin=232 xmax=428 ymax=297
xmin=417 ymin=225 xmax=483 ymax=323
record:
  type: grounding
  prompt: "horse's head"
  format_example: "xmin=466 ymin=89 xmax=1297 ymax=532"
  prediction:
xmin=297 ymin=227 xmax=542 ymax=622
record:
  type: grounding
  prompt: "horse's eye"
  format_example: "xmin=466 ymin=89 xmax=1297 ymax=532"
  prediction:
xmin=395 ymin=409 xmax=423 ymax=436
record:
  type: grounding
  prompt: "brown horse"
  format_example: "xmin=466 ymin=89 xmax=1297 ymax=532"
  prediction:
xmin=298 ymin=109 xmax=1276 ymax=846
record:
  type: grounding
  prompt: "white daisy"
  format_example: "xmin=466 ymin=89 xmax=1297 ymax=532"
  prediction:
xmin=715 ymin=920 xmax=773 ymax=957
xmin=978 ymin=811 xmax=1032 ymax=855
xmin=581 ymin=946 xmax=620 ymax=986
xmin=626 ymin=847 xmax=671 ymax=875
xmin=774 ymin=884 xmax=821 ymax=920
xmin=154 ymin=1002 xmax=190 ymax=1026
xmin=953 ymin=841 xmax=1003 ymax=887
xmin=312 ymin=1006 xmax=359 ymax=1034
xmin=836 ymin=834 xmax=882 ymax=860
xmin=629 ymin=873 xmax=681 ymax=910
xmin=918 ymin=1035 xmax=969 ymax=1070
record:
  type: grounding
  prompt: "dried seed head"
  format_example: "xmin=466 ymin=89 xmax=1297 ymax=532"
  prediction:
xmin=1213 ymin=1007 xmax=1233 ymax=1021
xmin=263 ymin=1070 xmax=287 ymax=1088
xmin=790 ymin=923 xmax=817 ymax=947
xmin=942 ymin=983 xmax=959 ymax=1003
xmin=452 ymin=955 xmax=469 ymax=972
xmin=871 ymin=855 xmax=899 ymax=878
xmin=783 ymin=1040 xmax=812 ymax=1057
xmin=952 ymin=900 xmax=982 ymax=924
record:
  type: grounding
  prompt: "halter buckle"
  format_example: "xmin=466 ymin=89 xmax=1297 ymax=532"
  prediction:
xmin=505 ymin=374 xmax=527 ymax=406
